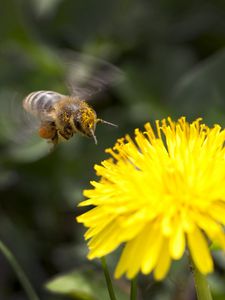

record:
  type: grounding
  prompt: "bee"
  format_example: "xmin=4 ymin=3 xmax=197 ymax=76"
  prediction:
xmin=23 ymin=90 xmax=117 ymax=145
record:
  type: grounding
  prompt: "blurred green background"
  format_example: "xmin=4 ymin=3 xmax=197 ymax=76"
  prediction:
xmin=1 ymin=0 xmax=225 ymax=299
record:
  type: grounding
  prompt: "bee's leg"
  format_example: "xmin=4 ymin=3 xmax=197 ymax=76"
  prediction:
xmin=48 ymin=140 xmax=57 ymax=153
xmin=58 ymin=127 xmax=74 ymax=141
xmin=58 ymin=131 xmax=70 ymax=140
xmin=51 ymin=133 xmax=59 ymax=145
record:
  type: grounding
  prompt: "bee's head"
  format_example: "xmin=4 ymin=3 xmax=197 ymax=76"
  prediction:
xmin=72 ymin=107 xmax=98 ymax=144
xmin=72 ymin=107 xmax=118 ymax=145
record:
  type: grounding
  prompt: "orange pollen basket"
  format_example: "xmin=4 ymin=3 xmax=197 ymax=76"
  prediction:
xmin=39 ymin=126 xmax=54 ymax=139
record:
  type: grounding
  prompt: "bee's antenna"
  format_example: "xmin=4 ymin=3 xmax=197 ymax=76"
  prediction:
xmin=90 ymin=128 xmax=98 ymax=145
xmin=97 ymin=119 xmax=118 ymax=127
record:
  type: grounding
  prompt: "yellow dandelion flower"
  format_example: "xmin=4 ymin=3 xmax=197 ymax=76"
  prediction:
xmin=77 ymin=117 xmax=225 ymax=280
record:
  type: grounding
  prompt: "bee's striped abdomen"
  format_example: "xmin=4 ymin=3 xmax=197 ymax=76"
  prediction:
xmin=23 ymin=90 xmax=64 ymax=117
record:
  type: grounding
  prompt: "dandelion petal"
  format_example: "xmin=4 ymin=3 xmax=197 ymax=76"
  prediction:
xmin=187 ymin=227 xmax=213 ymax=274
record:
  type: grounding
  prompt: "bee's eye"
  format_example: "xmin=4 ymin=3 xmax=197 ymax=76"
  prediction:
xmin=74 ymin=118 xmax=82 ymax=131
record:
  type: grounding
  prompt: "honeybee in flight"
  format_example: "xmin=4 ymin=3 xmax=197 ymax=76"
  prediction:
xmin=22 ymin=53 xmax=122 ymax=145
xmin=23 ymin=91 xmax=117 ymax=145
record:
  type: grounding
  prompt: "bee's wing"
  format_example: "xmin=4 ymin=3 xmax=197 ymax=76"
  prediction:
xmin=0 ymin=90 xmax=38 ymax=141
xmin=61 ymin=51 xmax=124 ymax=99
xmin=0 ymin=90 xmax=50 ymax=161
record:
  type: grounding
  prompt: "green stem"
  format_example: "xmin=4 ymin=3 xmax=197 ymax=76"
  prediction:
xmin=0 ymin=240 xmax=40 ymax=300
xmin=191 ymin=260 xmax=213 ymax=300
xmin=100 ymin=257 xmax=117 ymax=300
xmin=130 ymin=276 xmax=137 ymax=300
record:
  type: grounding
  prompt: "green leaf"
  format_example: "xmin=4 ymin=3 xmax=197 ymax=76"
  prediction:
xmin=45 ymin=269 xmax=128 ymax=300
